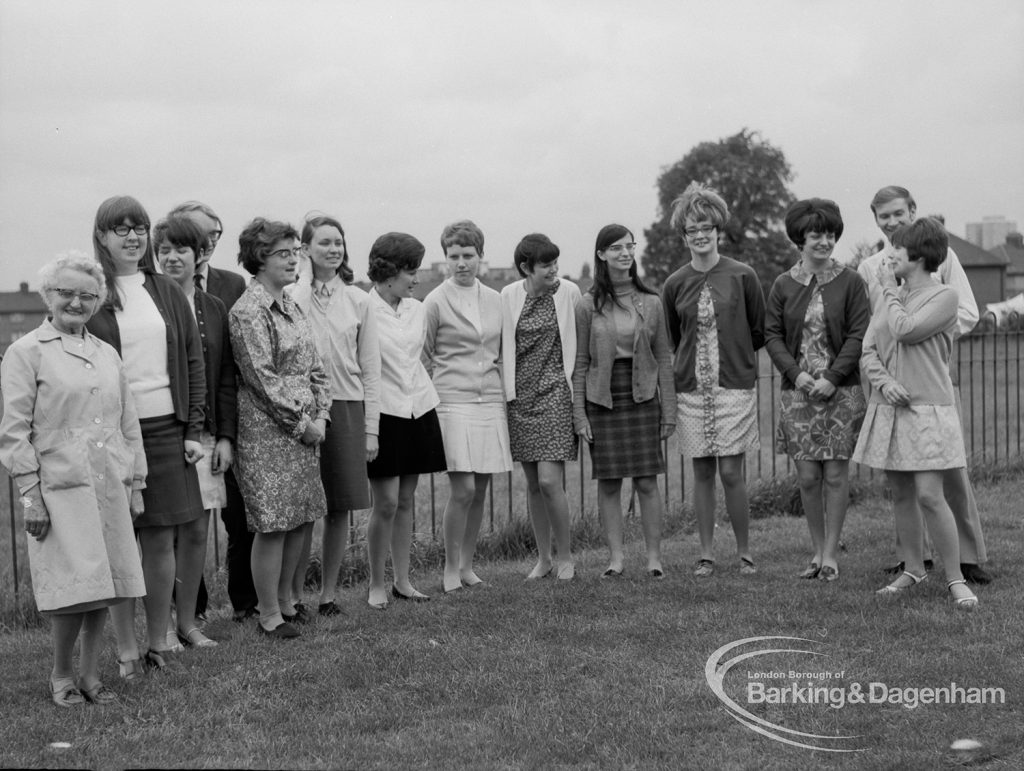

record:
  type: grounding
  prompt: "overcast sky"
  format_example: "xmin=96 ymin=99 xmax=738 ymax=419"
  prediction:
xmin=1 ymin=0 xmax=1022 ymax=291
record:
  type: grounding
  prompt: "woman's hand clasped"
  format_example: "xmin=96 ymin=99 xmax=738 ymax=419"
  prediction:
xmin=301 ymin=418 xmax=326 ymax=446
xmin=881 ymin=381 xmax=911 ymax=407
xmin=807 ymin=377 xmax=837 ymax=401
xmin=212 ymin=438 xmax=233 ymax=474
xmin=129 ymin=489 xmax=145 ymax=520
xmin=22 ymin=486 xmax=50 ymax=541
xmin=183 ymin=440 xmax=205 ymax=465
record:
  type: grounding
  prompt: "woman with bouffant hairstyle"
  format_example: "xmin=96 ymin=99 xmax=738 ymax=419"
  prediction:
xmin=229 ymin=218 xmax=330 ymax=638
xmin=364 ymin=232 xmax=446 ymax=609
xmin=766 ymin=198 xmax=869 ymax=583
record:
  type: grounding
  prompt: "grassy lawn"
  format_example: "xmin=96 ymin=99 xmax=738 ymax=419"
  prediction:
xmin=0 ymin=472 xmax=1021 ymax=770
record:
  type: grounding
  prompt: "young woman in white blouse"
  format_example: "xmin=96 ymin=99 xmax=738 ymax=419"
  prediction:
xmin=423 ymin=221 xmax=512 ymax=594
xmin=365 ymin=233 xmax=446 ymax=609
xmin=291 ymin=214 xmax=381 ymax=616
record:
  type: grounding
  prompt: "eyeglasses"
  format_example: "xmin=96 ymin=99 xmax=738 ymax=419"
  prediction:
xmin=52 ymin=288 xmax=100 ymax=303
xmin=267 ymin=247 xmax=302 ymax=260
xmin=683 ymin=226 xmax=716 ymax=237
xmin=604 ymin=243 xmax=637 ymax=255
xmin=110 ymin=224 xmax=149 ymax=237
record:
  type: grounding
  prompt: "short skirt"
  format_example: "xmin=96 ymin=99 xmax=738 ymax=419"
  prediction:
xmin=367 ymin=410 xmax=447 ymax=479
xmin=587 ymin=360 xmax=664 ymax=479
xmin=676 ymin=387 xmax=758 ymax=458
xmin=436 ymin=401 xmax=513 ymax=474
xmin=136 ymin=414 xmax=204 ymax=528
xmin=195 ymin=431 xmax=227 ymax=510
xmin=775 ymin=385 xmax=866 ymax=461
xmin=321 ymin=400 xmax=371 ymax=510
xmin=852 ymin=402 xmax=967 ymax=471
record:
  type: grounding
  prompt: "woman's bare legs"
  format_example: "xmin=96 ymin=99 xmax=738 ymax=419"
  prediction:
xmin=319 ymin=511 xmax=352 ymax=606
xmin=522 ymin=461 xmax=573 ymax=578
xmin=137 ymin=526 xmax=176 ymax=652
xmin=692 ymin=456 xmax=718 ymax=563
xmin=820 ymin=460 xmax=851 ymax=572
xmin=390 ymin=474 xmax=424 ymax=596
xmin=77 ymin=608 xmax=108 ymax=691
xmin=251 ymin=531 xmax=287 ymax=630
xmin=443 ymin=472 xmax=491 ymax=591
xmin=597 ymin=478 xmax=625 ymax=573
xmin=367 ymin=476 xmax=400 ymax=606
xmin=634 ymin=475 xmax=664 ymax=573
xmin=719 ymin=454 xmax=751 ymax=563
xmin=795 ymin=460 xmax=825 ymax=569
xmin=174 ymin=514 xmax=209 ymax=635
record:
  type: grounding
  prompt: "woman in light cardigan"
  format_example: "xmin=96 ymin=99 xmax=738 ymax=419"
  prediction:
xmin=500 ymin=233 xmax=581 ymax=581
xmin=853 ymin=218 xmax=978 ymax=608
xmin=573 ymin=224 xmax=676 ymax=578
xmin=423 ymin=220 xmax=512 ymax=593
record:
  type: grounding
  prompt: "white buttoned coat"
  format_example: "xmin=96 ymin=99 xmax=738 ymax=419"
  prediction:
xmin=0 ymin=320 xmax=146 ymax=611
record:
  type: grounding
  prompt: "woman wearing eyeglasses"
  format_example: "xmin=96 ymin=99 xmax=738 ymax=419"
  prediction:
xmin=86 ymin=195 xmax=206 ymax=677
xmin=573 ymin=225 xmax=676 ymax=578
xmin=1 ymin=252 xmax=146 ymax=707
xmin=661 ymin=183 xmax=766 ymax=578
xmin=228 ymin=218 xmax=330 ymax=638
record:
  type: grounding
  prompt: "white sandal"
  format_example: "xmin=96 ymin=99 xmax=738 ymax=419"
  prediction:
xmin=876 ymin=570 xmax=926 ymax=594
xmin=947 ymin=579 xmax=978 ymax=609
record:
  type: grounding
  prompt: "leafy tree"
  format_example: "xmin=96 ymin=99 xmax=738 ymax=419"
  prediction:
xmin=641 ymin=128 xmax=796 ymax=294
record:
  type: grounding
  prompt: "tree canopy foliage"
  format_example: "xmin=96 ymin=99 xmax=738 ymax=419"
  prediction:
xmin=641 ymin=128 xmax=797 ymax=294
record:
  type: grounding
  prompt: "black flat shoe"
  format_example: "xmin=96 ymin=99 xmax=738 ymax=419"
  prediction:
xmin=601 ymin=567 xmax=623 ymax=579
xmin=318 ymin=600 xmax=344 ymax=616
xmin=960 ymin=563 xmax=993 ymax=585
xmin=798 ymin=563 xmax=820 ymax=579
xmin=258 ymin=621 xmax=300 ymax=639
xmin=647 ymin=568 xmax=665 ymax=580
xmin=282 ymin=605 xmax=312 ymax=624
xmin=391 ymin=586 xmax=431 ymax=602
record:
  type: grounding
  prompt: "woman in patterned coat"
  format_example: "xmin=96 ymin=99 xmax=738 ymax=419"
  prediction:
xmin=229 ymin=218 xmax=329 ymax=639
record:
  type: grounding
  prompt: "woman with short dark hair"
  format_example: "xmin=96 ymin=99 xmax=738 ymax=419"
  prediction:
xmin=854 ymin=218 xmax=978 ymax=608
xmin=365 ymin=232 xmax=446 ymax=609
xmin=229 ymin=217 xmax=329 ymax=638
xmin=766 ymin=198 xmax=870 ymax=583
xmin=500 ymin=233 xmax=581 ymax=581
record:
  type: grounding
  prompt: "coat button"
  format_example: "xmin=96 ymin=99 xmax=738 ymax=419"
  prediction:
xmin=97 ymin=441 xmax=104 ymax=448
xmin=94 ymin=418 xmax=101 ymax=424
xmin=84 ymin=363 xmax=93 ymax=369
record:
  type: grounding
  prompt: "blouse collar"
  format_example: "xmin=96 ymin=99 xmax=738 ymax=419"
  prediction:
xmin=789 ymin=259 xmax=842 ymax=287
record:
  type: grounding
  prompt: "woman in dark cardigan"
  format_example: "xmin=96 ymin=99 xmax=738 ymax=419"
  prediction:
xmin=765 ymin=198 xmax=870 ymax=583
xmin=86 ymin=195 xmax=206 ymax=676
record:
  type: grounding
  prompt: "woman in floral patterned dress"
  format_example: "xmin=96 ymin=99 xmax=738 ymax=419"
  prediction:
xmin=500 ymin=234 xmax=581 ymax=581
xmin=229 ymin=218 xmax=329 ymax=639
xmin=661 ymin=183 xmax=766 ymax=578
xmin=765 ymin=199 xmax=870 ymax=583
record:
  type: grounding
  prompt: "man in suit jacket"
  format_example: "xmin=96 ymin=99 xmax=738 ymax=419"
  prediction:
xmin=172 ymin=201 xmax=257 ymax=620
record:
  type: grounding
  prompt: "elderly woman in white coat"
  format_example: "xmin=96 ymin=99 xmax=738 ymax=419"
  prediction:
xmin=0 ymin=253 xmax=146 ymax=707
xmin=500 ymin=233 xmax=581 ymax=581
xmin=423 ymin=220 xmax=513 ymax=594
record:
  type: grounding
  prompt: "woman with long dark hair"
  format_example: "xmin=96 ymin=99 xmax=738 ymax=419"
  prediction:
xmin=573 ymin=224 xmax=676 ymax=577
